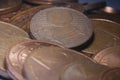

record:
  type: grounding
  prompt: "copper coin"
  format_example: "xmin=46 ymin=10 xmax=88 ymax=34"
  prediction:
xmin=82 ymin=19 xmax=120 ymax=54
xmin=0 ymin=21 xmax=29 ymax=38
xmin=10 ymin=5 xmax=54 ymax=32
xmin=0 ymin=37 xmax=29 ymax=79
xmin=25 ymin=0 xmax=78 ymax=5
xmin=0 ymin=0 xmax=22 ymax=15
xmin=30 ymin=7 xmax=93 ymax=48
xmin=61 ymin=63 xmax=109 ymax=80
xmin=100 ymin=68 xmax=120 ymax=80
xmin=23 ymin=42 xmax=97 ymax=80
xmin=93 ymin=46 xmax=120 ymax=68
xmin=6 ymin=40 xmax=63 ymax=80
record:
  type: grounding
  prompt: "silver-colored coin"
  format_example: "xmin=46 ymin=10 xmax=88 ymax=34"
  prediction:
xmin=82 ymin=19 xmax=120 ymax=54
xmin=30 ymin=7 xmax=93 ymax=48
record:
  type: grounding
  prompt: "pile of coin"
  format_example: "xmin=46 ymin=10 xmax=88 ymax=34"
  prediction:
xmin=0 ymin=0 xmax=120 ymax=80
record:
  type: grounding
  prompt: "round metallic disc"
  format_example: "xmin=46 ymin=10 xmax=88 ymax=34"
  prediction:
xmin=0 ymin=0 xmax=22 ymax=15
xmin=25 ymin=0 xmax=78 ymax=5
xmin=100 ymin=68 xmax=120 ymax=80
xmin=0 ymin=21 xmax=29 ymax=38
xmin=23 ymin=42 xmax=104 ymax=80
xmin=82 ymin=19 xmax=120 ymax=54
xmin=30 ymin=7 xmax=93 ymax=48
xmin=93 ymin=46 xmax=120 ymax=68
xmin=0 ymin=37 xmax=29 ymax=79
xmin=10 ymin=4 xmax=85 ymax=32
xmin=61 ymin=63 xmax=109 ymax=80
xmin=6 ymin=40 xmax=64 ymax=80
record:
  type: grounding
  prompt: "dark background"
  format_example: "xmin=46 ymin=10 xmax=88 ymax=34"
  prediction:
xmin=78 ymin=0 xmax=120 ymax=9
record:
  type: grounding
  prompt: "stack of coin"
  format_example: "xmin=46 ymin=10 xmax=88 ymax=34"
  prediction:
xmin=29 ymin=7 xmax=93 ymax=48
xmin=0 ymin=21 xmax=30 ymax=79
xmin=0 ymin=0 xmax=22 ymax=15
xmin=4 ymin=40 xmax=110 ymax=80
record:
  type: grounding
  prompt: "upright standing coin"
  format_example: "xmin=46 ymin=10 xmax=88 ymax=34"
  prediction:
xmin=30 ymin=7 xmax=93 ymax=48
xmin=0 ymin=21 xmax=29 ymax=38
xmin=0 ymin=0 xmax=22 ymax=15
xmin=82 ymin=19 xmax=120 ymax=54
xmin=93 ymin=46 xmax=120 ymax=68
xmin=100 ymin=68 xmax=120 ymax=80
xmin=6 ymin=40 xmax=62 ymax=80
xmin=23 ymin=42 xmax=98 ymax=80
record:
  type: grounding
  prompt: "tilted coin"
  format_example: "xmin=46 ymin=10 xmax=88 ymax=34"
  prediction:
xmin=61 ymin=63 xmax=109 ymax=80
xmin=82 ymin=19 xmax=120 ymax=54
xmin=93 ymin=46 xmax=120 ymax=68
xmin=23 ymin=42 xmax=100 ymax=80
xmin=6 ymin=40 xmax=63 ymax=80
xmin=0 ymin=21 xmax=29 ymax=38
xmin=0 ymin=0 xmax=22 ymax=15
xmin=25 ymin=0 xmax=78 ymax=5
xmin=0 ymin=37 xmax=30 ymax=79
xmin=10 ymin=3 xmax=85 ymax=32
xmin=30 ymin=7 xmax=93 ymax=48
xmin=99 ymin=68 xmax=120 ymax=80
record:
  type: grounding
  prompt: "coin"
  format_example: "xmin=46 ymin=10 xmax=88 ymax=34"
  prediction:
xmin=6 ymin=40 xmax=63 ymax=80
xmin=93 ymin=46 xmax=120 ymax=68
xmin=25 ymin=0 xmax=78 ymax=5
xmin=10 ymin=3 xmax=85 ymax=32
xmin=61 ymin=63 xmax=109 ymax=80
xmin=0 ymin=0 xmax=22 ymax=15
xmin=100 ymin=68 xmax=120 ymax=80
xmin=10 ymin=5 xmax=54 ymax=32
xmin=82 ymin=19 xmax=120 ymax=54
xmin=30 ymin=7 xmax=93 ymax=48
xmin=0 ymin=37 xmax=29 ymax=79
xmin=0 ymin=21 xmax=29 ymax=38
xmin=23 ymin=42 xmax=98 ymax=80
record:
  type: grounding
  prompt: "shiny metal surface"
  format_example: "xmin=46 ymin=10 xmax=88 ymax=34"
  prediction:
xmin=6 ymin=40 xmax=63 ymax=80
xmin=100 ymin=68 xmax=120 ymax=80
xmin=23 ymin=42 xmax=99 ymax=80
xmin=62 ymin=63 xmax=109 ymax=80
xmin=0 ymin=21 xmax=29 ymax=38
xmin=0 ymin=37 xmax=29 ymax=79
xmin=0 ymin=0 xmax=22 ymax=15
xmin=25 ymin=0 xmax=78 ymax=4
xmin=30 ymin=7 xmax=93 ymax=48
xmin=82 ymin=19 xmax=120 ymax=54
xmin=93 ymin=46 xmax=120 ymax=68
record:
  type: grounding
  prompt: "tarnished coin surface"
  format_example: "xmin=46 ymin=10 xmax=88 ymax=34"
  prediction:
xmin=30 ymin=7 xmax=93 ymax=48
xmin=6 ymin=40 xmax=63 ymax=80
xmin=93 ymin=46 xmax=120 ymax=68
xmin=0 ymin=0 xmax=22 ymax=15
xmin=61 ymin=63 xmax=109 ymax=80
xmin=0 ymin=37 xmax=29 ymax=79
xmin=0 ymin=21 xmax=29 ymax=38
xmin=23 ymin=42 xmax=103 ymax=80
xmin=82 ymin=19 xmax=120 ymax=54
xmin=100 ymin=68 xmax=120 ymax=80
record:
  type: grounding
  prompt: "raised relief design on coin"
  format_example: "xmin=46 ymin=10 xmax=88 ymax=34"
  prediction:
xmin=30 ymin=7 xmax=93 ymax=48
